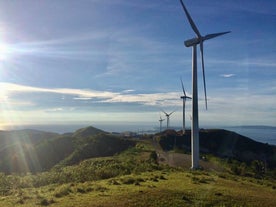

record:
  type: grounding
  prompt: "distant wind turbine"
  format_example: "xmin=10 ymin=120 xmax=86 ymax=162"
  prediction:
xmin=159 ymin=116 xmax=165 ymax=132
xmin=179 ymin=0 xmax=230 ymax=169
xmin=162 ymin=110 xmax=174 ymax=129
xmin=180 ymin=78 xmax=191 ymax=135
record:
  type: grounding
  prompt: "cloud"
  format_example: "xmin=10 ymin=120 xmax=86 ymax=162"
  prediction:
xmin=121 ymin=89 xmax=135 ymax=94
xmin=0 ymin=82 xmax=183 ymax=107
xmin=197 ymin=92 xmax=276 ymax=127
xmin=1 ymin=82 xmax=275 ymax=127
xmin=2 ymin=82 xmax=275 ymax=127
xmin=73 ymin=97 xmax=93 ymax=100
xmin=45 ymin=108 xmax=64 ymax=112
xmin=99 ymin=92 xmax=181 ymax=107
xmin=0 ymin=82 xmax=119 ymax=99
xmin=220 ymin=74 xmax=235 ymax=78
xmin=208 ymin=57 xmax=276 ymax=68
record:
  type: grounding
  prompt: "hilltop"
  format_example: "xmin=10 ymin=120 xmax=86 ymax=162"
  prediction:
xmin=155 ymin=129 xmax=276 ymax=169
xmin=0 ymin=126 xmax=135 ymax=173
xmin=72 ymin=126 xmax=105 ymax=137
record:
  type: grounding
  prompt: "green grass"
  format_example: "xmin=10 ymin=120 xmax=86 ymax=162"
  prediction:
xmin=1 ymin=170 xmax=275 ymax=207
xmin=0 ymin=142 xmax=275 ymax=207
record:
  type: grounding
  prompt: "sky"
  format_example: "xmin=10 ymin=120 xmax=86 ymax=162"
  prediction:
xmin=0 ymin=0 xmax=275 ymax=131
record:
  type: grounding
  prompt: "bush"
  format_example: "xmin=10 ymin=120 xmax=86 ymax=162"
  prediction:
xmin=149 ymin=151 xmax=158 ymax=163
xmin=251 ymin=160 xmax=265 ymax=178
xmin=230 ymin=162 xmax=247 ymax=176
xmin=54 ymin=185 xmax=72 ymax=198
xmin=39 ymin=198 xmax=50 ymax=206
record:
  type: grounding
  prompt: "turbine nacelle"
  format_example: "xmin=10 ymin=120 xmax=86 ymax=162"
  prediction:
xmin=184 ymin=31 xmax=231 ymax=47
xmin=184 ymin=37 xmax=201 ymax=47
xmin=181 ymin=95 xmax=192 ymax=99
xmin=180 ymin=77 xmax=192 ymax=100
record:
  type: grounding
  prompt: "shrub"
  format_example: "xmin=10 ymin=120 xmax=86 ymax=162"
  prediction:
xmin=251 ymin=160 xmax=265 ymax=178
xmin=149 ymin=151 xmax=158 ymax=163
xmin=121 ymin=177 xmax=136 ymax=185
xmin=54 ymin=185 xmax=72 ymax=198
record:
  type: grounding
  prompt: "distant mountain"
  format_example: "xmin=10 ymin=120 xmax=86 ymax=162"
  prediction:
xmin=73 ymin=126 xmax=106 ymax=137
xmin=0 ymin=129 xmax=59 ymax=146
xmin=156 ymin=129 xmax=276 ymax=169
xmin=0 ymin=126 xmax=135 ymax=173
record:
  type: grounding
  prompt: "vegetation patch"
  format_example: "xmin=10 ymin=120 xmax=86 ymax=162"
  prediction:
xmin=0 ymin=128 xmax=275 ymax=207
xmin=53 ymin=184 xmax=72 ymax=198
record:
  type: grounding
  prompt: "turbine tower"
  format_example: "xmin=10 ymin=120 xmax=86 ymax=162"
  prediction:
xmin=179 ymin=0 xmax=230 ymax=169
xmin=180 ymin=78 xmax=191 ymax=135
xmin=159 ymin=116 xmax=165 ymax=132
xmin=162 ymin=110 xmax=174 ymax=129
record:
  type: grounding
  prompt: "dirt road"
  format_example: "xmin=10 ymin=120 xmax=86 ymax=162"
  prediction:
xmin=152 ymin=139 xmax=224 ymax=171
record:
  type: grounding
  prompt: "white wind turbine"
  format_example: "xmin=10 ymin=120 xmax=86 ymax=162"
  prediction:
xmin=159 ymin=115 xmax=165 ymax=132
xmin=180 ymin=78 xmax=191 ymax=135
xmin=162 ymin=110 xmax=174 ymax=129
xmin=179 ymin=0 xmax=230 ymax=169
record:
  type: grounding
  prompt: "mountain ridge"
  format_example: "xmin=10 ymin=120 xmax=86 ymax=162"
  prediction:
xmin=155 ymin=129 xmax=276 ymax=168
xmin=0 ymin=126 xmax=135 ymax=173
xmin=0 ymin=126 xmax=275 ymax=173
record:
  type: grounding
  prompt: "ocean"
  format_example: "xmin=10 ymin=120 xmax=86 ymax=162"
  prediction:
xmin=223 ymin=126 xmax=276 ymax=146
xmin=3 ymin=124 xmax=276 ymax=146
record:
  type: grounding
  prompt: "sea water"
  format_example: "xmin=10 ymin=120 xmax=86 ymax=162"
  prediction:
xmin=223 ymin=126 xmax=276 ymax=146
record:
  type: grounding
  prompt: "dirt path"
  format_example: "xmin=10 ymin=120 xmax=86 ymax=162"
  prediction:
xmin=156 ymin=148 xmax=192 ymax=169
xmin=151 ymin=139 xmax=224 ymax=171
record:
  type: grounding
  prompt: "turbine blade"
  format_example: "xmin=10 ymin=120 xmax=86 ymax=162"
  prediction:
xmin=169 ymin=111 xmax=175 ymax=116
xmin=179 ymin=0 xmax=201 ymax=37
xmin=203 ymin=31 xmax=231 ymax=41
xmin=180 ymin=77 xmax=186 ymax=96
xmin=200 ymin=42 xmax=208 ymax=110
xmin=162 ymin=110 xmax=168 ymax=116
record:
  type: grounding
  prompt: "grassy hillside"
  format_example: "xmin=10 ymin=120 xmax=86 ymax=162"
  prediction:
xmin=0 ymin=129 xmax=59 ymax=173
xmin=0 ymin=126 xmax=275 ymax=206
xmin=1 ymin=171 xmax=276 ymax=207
xmin=0 ymin=126 xmax=135 ymax=173
xmin=156 ymin=129 xmax=276 ymax=169
xmin=59 ymin=133 xmax=135 ymax=166
xmin=0 ymin=141 xmax=275 ymax=207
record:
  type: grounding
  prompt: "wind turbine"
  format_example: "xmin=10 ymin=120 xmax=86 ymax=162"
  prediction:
xmin=159 ymin=115 xmax=165 ymax=132
xmin=180 ymin=78 xmax=191 ymax=135
xmin=179 ymin=0 xmax=230 ymax=169
xmin=162 ymin=110 xmax=174 ymax=129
